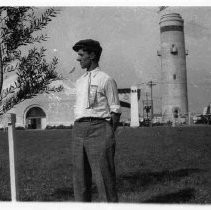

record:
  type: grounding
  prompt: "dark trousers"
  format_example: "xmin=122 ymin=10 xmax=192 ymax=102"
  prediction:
xmin=72 ymin=119 xmax=118 ymax=202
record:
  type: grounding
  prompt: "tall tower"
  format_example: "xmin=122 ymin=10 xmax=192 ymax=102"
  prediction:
xmin=158 ymin=13 xmax=188 ymax=122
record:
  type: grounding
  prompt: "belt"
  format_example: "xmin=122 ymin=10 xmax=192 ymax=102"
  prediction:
xmin=75 ymin=117 xmax=109 ymax=122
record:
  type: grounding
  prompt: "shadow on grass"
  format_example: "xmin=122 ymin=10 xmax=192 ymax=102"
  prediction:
xmin=117 ymin=168 xmax=204 ymax=192
xmin=143 ymin=188 xmax=195 ymax=203
xmin=50 ymin=187 xmax=74 ymax=201
xmin=50 ymin=185 xmax=98 ymax=201
xmin=20 ymin=188 xmax=75 ymax=201
xmin=0 ymin=192 xmax=10 ymax=201
xmin=0 ymin=168 xmax=203 ymax=201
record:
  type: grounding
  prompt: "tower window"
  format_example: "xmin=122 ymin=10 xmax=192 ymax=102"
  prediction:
xmin=173 ymin=109 xmax=179 ymax=118
xmin=171 ymin=44 xmax=178 ymax=55
xmin=173 ymin=74 xmax=176 ymax=80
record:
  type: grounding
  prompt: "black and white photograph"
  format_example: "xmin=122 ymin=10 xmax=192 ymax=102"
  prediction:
xmin=0 ymin=1 xmax=210 ymax=209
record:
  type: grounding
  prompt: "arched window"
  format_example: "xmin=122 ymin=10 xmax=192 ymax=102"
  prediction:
xmin=25 ymin=107 xmax=46 ymax=129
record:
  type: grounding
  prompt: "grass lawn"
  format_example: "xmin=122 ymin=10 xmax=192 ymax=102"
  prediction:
xmin=0 ymin=126 xmax=210 ymax=203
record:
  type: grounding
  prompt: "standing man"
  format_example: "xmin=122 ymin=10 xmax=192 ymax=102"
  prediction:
xmin=72 ymin=39 xmax=121 ymax=202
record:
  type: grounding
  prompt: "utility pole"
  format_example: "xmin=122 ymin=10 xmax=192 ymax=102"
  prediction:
xmin=147 ymin=80 xmax=157 ymax=126
xmin=146 ymin=92 xmax=149 ymax=121
xmin=143 ymin=92 xmax=151 ymax=127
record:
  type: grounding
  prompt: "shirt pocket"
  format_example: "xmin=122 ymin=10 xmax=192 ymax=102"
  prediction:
xmin=89 ymin=85 xmax=98 ymax=108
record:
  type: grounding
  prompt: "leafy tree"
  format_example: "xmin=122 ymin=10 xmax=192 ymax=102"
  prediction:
xmin=0 ymin=7 xmax=59 ymax=113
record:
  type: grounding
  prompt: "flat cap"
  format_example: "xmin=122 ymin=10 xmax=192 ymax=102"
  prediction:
xmin=72 ymin=39 xmax=102 ymax=53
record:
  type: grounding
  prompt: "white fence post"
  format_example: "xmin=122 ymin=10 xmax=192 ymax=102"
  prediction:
xmin=7 ymin=113 xmax=17 ymax=202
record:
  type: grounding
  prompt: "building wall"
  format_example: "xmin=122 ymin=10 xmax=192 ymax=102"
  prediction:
xmin=7 ymin=91 xmax=76 ymax=128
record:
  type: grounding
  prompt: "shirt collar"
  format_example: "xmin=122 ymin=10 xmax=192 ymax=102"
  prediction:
xmin=82 ymin=67 xmax=100 ymax=78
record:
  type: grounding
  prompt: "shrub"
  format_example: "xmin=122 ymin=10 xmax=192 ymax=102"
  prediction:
xmin=45 ymin=124 xmax=73 ymax=129
xmin=15 ymin=126 xmax=25 ymax=130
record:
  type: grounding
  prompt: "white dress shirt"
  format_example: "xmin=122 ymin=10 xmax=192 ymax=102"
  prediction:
xmin=74 ymin=67 xmax=121 ymax=120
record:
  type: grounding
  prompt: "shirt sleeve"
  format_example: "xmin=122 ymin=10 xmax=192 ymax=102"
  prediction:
xmin=104 ymin=77 xmax=121 ymax=114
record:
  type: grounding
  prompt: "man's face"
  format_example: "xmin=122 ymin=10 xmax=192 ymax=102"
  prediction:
xmin=76 ymin=49 xmax=92 ymax=69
